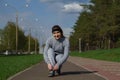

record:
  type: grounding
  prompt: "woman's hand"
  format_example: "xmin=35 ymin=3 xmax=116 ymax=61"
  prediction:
xmin=48 ymin=64 xmax=53 ymax=70
xmin=53 ymin=64 xmax=59 ymax=71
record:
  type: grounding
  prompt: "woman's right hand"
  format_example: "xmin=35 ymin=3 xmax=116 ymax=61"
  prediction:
xmin=48 ymin=64 xmax=53 ymax=70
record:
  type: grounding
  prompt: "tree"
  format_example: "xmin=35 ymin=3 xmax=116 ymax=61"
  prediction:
xmin=3 ymin=21 xmax=26 ymax=51
xmin=23 ymin=35 xmax=39 ymax=53
xmin=17 ymin=27 xmax=27 ymax=51
xmin=3 ymin=22 xmax=17 ymax=50
xmin=0 ymin=29 xmax=6 ymax=51
xmin=70 ymin=0 xmax=120 ymax=51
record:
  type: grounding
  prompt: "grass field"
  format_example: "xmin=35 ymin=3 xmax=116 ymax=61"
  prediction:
xmin=0 ymin=54 xmax=43 ymax=80
xmin=70 ymin=48 xmax=120 ymax=62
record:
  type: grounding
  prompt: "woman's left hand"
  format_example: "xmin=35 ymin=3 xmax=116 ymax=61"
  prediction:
xmin=53 ymin=64 xmax=59 ymax=71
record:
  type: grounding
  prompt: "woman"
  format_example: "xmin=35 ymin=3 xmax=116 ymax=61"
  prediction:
xmin=43 ymin=25 xmax=69 ymax=77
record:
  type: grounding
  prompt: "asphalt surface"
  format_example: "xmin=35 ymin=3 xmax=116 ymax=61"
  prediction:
xmin=9 ymin=61 xmax=106 ymax=80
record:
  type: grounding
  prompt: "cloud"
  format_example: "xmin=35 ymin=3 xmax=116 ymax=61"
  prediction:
xmin=39 ymin=0 xmax=90 ymax=4
xmin=39 ymin=0 xmax=88 ymax=14
xmin=62 ymin=2 xmax=83 ymax=13
xmin=39 ymin=0 xmax=87 ymax=3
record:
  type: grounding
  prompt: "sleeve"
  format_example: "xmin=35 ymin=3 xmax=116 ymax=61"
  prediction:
xmin=43 ymin=38 xmax=51 ymax=64
xmin=56 ymin=38 xmax=69 ymax=66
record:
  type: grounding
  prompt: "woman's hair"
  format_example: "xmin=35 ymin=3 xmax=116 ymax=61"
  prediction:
xmin=52 ymin=25 xmax=64 ymax=36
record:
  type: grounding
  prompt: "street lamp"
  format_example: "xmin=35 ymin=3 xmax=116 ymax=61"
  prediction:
xmin=34 ymin=37 xmax=37 ymax=54
xmin=5 ymin=3 xmax=18 ymax=53
xmin=79 ymin=38 xmax=82 ymax=53
xmin=31 ymin=29 xmax=37 ymax=54
xmin=28 ymin=27 xmax=31 ymax=53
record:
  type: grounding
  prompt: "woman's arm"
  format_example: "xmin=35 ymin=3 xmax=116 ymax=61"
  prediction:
xmin=43 ymin=39 xmax=51 ymax=64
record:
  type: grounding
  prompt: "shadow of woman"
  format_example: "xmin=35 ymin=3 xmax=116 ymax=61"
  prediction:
xmin=60 ymin=70 xmax=98 ymax=76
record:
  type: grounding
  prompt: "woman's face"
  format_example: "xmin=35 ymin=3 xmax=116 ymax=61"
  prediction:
xmin=53 ymin=31 xmax=62 ymax=40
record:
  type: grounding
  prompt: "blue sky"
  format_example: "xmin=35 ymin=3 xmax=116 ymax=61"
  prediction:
xmin=0 ymin=0 xmax=90 ymax=44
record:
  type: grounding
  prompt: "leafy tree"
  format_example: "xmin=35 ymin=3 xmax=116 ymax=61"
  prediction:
xmin=0 ymin=29 xmax=6 ymax=51
xmin=70 ymin=0 xmax=120 ymax=51
xmin=23 ymin=35 xmax=39 ymax=53
xmin=3 ymin=22 xmax=17 ymax=50
xmin=3 ymin=21 xmax=27 ymax=51
xmin=17 ymin=27 xmax=27 ymax=51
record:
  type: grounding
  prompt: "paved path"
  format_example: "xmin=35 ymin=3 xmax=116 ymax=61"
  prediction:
xmin=8 ymin=60 xmax=105 ymax=80
xmin=68 ymin=56 xmax=120 ymax=80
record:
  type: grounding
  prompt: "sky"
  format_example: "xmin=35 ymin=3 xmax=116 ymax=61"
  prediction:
xmin=0 ymin=0 xmax=90 ymax=45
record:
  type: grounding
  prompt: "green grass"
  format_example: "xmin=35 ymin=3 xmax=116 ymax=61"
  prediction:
xmin=0 ymin=54 xmax=43 ymax=80
xmin=70 ymin=48 xmax=120 ymax=62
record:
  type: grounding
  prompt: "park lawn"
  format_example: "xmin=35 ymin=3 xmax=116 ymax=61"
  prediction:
xmin=70 ymin=48 xmax=120 ymax=62
xmin=0 ymin=54 xmax=43 ymax=80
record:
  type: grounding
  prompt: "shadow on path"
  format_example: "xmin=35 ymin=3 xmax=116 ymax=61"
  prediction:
xmin=61 ymin=70 xmax=98 ymax=76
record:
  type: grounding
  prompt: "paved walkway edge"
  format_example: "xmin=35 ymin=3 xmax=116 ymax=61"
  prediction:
xmin=68 ymin=57 xmax=109 ymax=80
xmin=7 ymin=63 xmax=40 ymax=80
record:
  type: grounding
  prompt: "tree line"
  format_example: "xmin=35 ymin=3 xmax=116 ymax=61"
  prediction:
xmin=70 ymin=0 xmax=120 ymax=51
xmin=0 ymin=21 xmax=39 ymax=54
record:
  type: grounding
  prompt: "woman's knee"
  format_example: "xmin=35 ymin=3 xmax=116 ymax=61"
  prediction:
xmin=55 ymin=54 xmax=63 ymax=62
xmin=48 ymin=48 xmax=54 ymax=54
xmin=48 ymin=48 xmax=55 ymax=58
